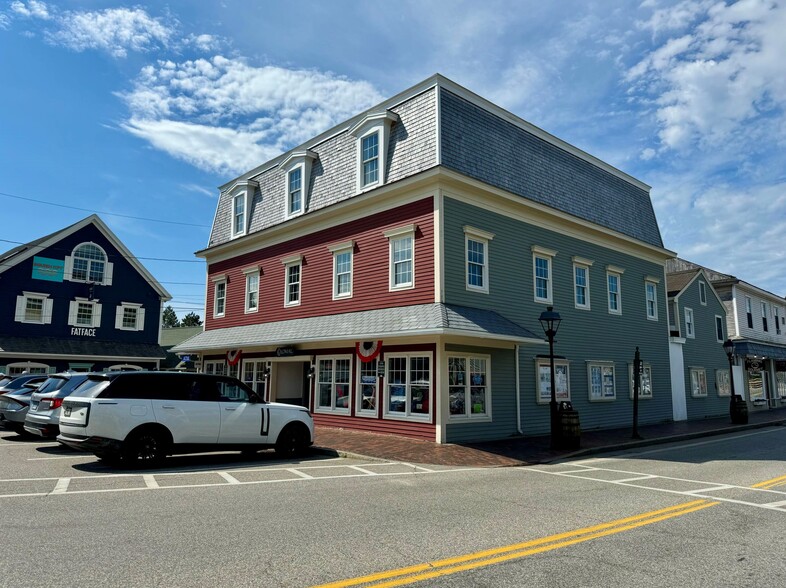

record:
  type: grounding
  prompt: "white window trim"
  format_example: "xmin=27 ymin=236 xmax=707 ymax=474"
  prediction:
xmin=15 ymin=291 xmax=53 ymax=325
xmin=383 ymin=352 xmax=433 ymax=421
xmin=532 ymin=246 xmax=557 ymax=304
xmin=328 ymin=241 xmax=354 ymax=300
xmin=232 ymin=192 xmax=246 ymax=238
xmin=280 ymin=150 xmax=316 ymax=219
xmin=281 ymin=255 xmax=303 ymax=307
xmin=464 ymin=226 xmax=494 ymax=294
xmin=447 ymin=354 xmax=492 ymax=422
xmin=715 ymin=314 xmax=725 ymax=343
xmin=715 ymin=368 xmax=731 ymax=397
xmin=385 ymin=225 xmax=416 ymax=291
xmin=115 ymin=302 xmax=144 ymax=332
xmin=645 ymin=280 xmax=658 ymax=321
xmin=212 ymin=276 xmax=227 ymax=318
xmin=690 ymin=367 xmax=708 ymax=398
xmin=572 ymin=256 xmax=593 ymax=311
xmin=68 ymin=297 xmax=102 ymax=328
xmin=535 ymin=358 xmax=570 ymax=404
xmin=350 ymin=110 xmax=399 ymax=193
xmin=314 ymin=355 xmax=353 ymax=415
xmin=64 ymin=242 xmax=113 ymax=286
xmin=244 ymin=269 xmax=260 ymax=314
xmin=684 ymin=307 xmax=695 ymax=338
xmin=225 ymin=179 xmax=258 ymax=240
xmin=699 ymin=280 xmax=707 ymax=305
xmin=628 ymin=362 xmax=653 ymax=399
xmin=607 ymin=268 xmax=623 ymax=315
xmin=587 ymin=361 xmax=616 ymax=402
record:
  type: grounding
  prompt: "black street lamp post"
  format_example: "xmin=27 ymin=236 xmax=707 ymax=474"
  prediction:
xmin=539 ymin=306 xmax=562 ymax=449
xmin=723 ymin=338 xmax=747 ymax=424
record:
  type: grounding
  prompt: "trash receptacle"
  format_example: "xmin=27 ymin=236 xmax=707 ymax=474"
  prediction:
xmin=558 ymin=401 xmax=581 ymax=450
xmin=730 ymin=394 xmax=748 ymax=424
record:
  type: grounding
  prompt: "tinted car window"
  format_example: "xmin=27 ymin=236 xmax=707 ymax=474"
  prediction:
xmin=70 ymin=377 xmax=112 ymax=399
xmin=217 ymin=378 xmax=251 ymax=402
xmin=0 ymin=377 xmax=13 ymax=387
xmin=35 ymin=376 xmax=69 ymax=394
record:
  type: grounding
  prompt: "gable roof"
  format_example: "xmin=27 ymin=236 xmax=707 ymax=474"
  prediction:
xmin=0 ymin=214 xmax=172 ymax=301
xmin=666 ymin=257 xmax=785 ymax=301
xmin=666 ymin=267 xmax=725 ymax=308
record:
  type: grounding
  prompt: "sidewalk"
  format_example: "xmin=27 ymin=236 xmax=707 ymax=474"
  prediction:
xmin=313 ymin=406 xmax=786 ymax=468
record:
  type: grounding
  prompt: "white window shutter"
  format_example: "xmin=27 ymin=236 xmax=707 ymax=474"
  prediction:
xmin=64 ymin=256 xmax=73 ymax=281
xmin=137 ymin=308 xmax=146 ymax=331
xmin=68 ymin=301 xmax=77 ymax=326
xmin=104 ymin=262 xmax=114 ymax=286
xmin=115 ymin=306 xmax=123 ymax=329
xmin=15 ymin=296 xmax=26 ymax=322
xmin=93 ymin=303 xmax=102 ymax=328
xmin=43 ymin=299 xmax=54 ymax=324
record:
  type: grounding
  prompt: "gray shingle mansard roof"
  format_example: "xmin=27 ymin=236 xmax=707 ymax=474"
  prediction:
xmin=172 ymin=303 xmax=544 ymax=353
xmin=206 ymin=74 xmax=665 ymax=252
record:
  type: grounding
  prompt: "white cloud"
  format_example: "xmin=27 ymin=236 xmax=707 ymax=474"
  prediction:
xmin=120 ymin=58 xmax=383 ymax=175
xmin=10 ymin=0 xmax=50 ymax=20
xmin=627 ymin=0 xmax=786 ymax=152
xmin=46 ymin=7 xmax=175 ymax=58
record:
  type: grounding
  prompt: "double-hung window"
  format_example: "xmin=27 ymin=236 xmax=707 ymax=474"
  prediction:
xmin=448 ymin=355 xmax=491 ymax=419
xmin=745 ymin=296 xmax=753 ymax=329
xmin=684 ymin=307 xmax=694 ymax=338
xmin=715 ymin=315 xmax=725 ymax=343
xmin=385 ymin=354 xmax=431 ymax=419
xmin=68 ymin=298 xmax=101 ymax=328
xmin=350 ymin=110 xmax=398 ymax=191
xmin=281 ymin=255 xmax=302 ymax=307
xmin=385 ymin=225 xmax=415 ymax=291
xmin=115 ymin=302 xmax=144 ymax=331
xmin=699 ymin=281 xmax=707 ymax=305
xmin=572 ymin=257 xmax=592 ymax=310
xmin=280 ymin=150 xmax=316 ymax=219
xmin=588 ymin=362 xmax=615 ymax=401
xmin=607 ymin=266 xmax=624 ymax=314
xmin=287 ymin=167 xmax=303 ymax=216
xmin=316 ymin=356 xmax=351 ymax=413
xmin=645 ymin=279 xmax=658 ymax=320
xmin=532 ymin=246 xmax=556 ymax=303
xmin=244 ymin=268 xmax=260 ymax=313
xmin=15 ymin=292 xmax=53 ymax=324
xmin=66 ymin=242 xmax=112 ymax=285
xmin=328 ymin=241 xmax=354 ymax=300
xmin=361 ymin=132 xmax=379 ymax=187
xmin=212 ymin=275 xmax=227 ymax=318
xmin=233 ymin=194 xmax=245 ymax=236
xmin=690 ymin=368 xmax=708 ymax=397
xmin=775 ymin=306 xmax=782 ymax=335
xmin=464 ymin=227 xmax=494 ymax=293
xmin=762 ymin=301 xmax=769 ymax=332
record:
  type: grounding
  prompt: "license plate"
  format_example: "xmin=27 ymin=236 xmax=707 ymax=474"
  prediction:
xmin=63 ymin=406 xmax=71 ymax=417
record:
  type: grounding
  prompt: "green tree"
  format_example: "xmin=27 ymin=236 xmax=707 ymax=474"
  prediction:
xmin=181 ymin=312 xmax=203 ymax=327
xmin=162 ymin=305 xmax=180 ymax=328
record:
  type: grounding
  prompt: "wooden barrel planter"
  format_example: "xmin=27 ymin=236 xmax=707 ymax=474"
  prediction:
xmin=731 ymin=395 xmax=748 ymax=424
xmin=558 ymin=404 xmax=581 ymax=450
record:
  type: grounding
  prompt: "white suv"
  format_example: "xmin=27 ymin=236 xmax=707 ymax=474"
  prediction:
xmin=57 ymin=371 xmax=314 ymax=466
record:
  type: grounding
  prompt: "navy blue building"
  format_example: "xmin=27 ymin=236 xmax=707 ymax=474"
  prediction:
xmin=0 ymin=215 xmax=171 ymax=374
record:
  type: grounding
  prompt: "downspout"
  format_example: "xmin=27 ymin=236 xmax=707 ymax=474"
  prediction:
xmin=515 ymin=345 xmax=522 ymax=435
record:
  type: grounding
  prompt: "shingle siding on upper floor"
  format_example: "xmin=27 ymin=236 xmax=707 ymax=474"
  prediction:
xmin=439 ymin=88 xmax=664 ymax=249
xmin=208 ymin=87 xmax=438 ymax=247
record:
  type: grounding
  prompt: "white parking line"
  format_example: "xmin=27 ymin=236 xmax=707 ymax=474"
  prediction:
xmin=51 ymin=478 xmax=70 ymax=494
xmin=142 ymin=474 xmax=159 ymax=489
xmin=218 ymin=472 xmax=240 ymax=484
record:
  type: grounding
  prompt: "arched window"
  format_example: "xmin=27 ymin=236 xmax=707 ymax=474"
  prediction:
xmin=65 ymin=243 xmax=113 ymax=285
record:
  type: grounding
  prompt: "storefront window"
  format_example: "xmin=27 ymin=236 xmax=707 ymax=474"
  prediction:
xmin=317 ymin=357 xmax=351 ymax=413
xmin=536 ymin=359 xmax=570 ymax=403
xmin=357 ymin=360 xmax=378 ymax=415
xmin=448 ymin=356 xmax=489 ymax=418
xmin=385 ymin=354 xmax=431 ymax=418
xmin=243 ymin=360 xmax=268 ymax=399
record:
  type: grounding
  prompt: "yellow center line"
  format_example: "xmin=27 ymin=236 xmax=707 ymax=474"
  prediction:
xmin=313 ymin=499 xmax=717 ymax=588
xmin=751 ymin=474 xmax=786 ymax=489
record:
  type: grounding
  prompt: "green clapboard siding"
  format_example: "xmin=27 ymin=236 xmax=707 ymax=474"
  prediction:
xmin=677 ymin=278 xmax=730 ymax=420
xmin=443 ymin=197 xmax=673 ymax=436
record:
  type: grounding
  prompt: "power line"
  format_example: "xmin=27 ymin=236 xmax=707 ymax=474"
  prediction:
xmin=0 ymin=239 xmax=205 ymax=264
xmin=0 ymin=190 xmax=212 ymax=228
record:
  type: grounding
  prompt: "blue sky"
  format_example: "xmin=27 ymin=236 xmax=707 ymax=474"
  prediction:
xmin=1 ymin=0 xmax=785 ymax=319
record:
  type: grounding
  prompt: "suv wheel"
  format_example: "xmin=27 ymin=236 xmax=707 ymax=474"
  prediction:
xmin=275 ymin=423 xmax=309 ymax=458
xmin=123 ymin=427 xmax=169 ymax=466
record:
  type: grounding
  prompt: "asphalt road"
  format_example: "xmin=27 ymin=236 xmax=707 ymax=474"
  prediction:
xmin=1 ymin=426 xmax=785 ymax=587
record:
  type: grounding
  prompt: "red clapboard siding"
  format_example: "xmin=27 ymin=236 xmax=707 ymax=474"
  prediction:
xmin=312 ymin=414 xmax=436 ymax=441
xmin=205 ymin=198 xmax=435 ymax=330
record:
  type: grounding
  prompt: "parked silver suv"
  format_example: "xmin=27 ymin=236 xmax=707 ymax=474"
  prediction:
xmin=57 ymin=371 xmax=314 ymax=466
xmin=24 ymin=373 xmax=92 ymax=438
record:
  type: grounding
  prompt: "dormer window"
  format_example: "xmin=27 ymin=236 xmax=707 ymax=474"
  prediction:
xmin=65 ymin=242 xmax=113 ymax=286
xmin=225 ymin=179 xmax=258 ymax=239
xmin=350 ymin=110 xmax=399 ymax=192
xmin=281 ymin=150 xmax=317 ymax=219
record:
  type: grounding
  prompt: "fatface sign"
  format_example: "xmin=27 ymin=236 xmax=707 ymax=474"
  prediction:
xmin=71 ymin=327 xmax=96 ymax=337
